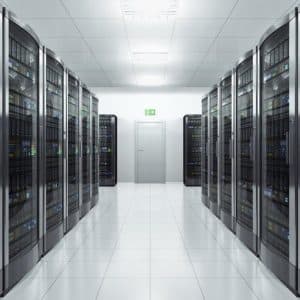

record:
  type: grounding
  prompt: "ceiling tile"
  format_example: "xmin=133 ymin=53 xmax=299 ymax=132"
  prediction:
xmin=75 ymin=19 xmax=126 ymax=38
xmin=95 ymin=52 xmax=132 ymax=72
xmin=22 ymin=18 xmax=80 ymax=38
xmin=166 ymin=70 xmax=194 ymax=85
xmin=173 ymin=19 xmax=225 ymax=38
xmin=86 ymin=38 xmax=129 ymax=54
xmin=220 ymin=18 xmax=276 ymax=38
xmin=213 ymin=37 xmax=256 ymax=55
xmin=129 ymin=38 xmax=170 ymax=53
xmin=6 ymin=0 xmax=69 ymax=18
xmin=126 ymin=18 xmax=174 ymax=38
xmin=106 ymin=71 xmax=137 ymax=86
xmin=231 ymin=0 xmax=296 ymax=18
xmin=177 ymin=0 xmax=238 ymax=18
xmin=170 ymin=37 xmax=214 ymax=53
xmin=43 ymin=37 xmax=89 ymax=53
xmin=79 ymin=70 xmax=111 ymax=86
xmin=62 ymin=0 xmax=122 ymax=18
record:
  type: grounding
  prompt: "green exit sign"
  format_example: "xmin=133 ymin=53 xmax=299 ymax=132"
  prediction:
xmin=144 ymin=108 xmax=156 ymax=116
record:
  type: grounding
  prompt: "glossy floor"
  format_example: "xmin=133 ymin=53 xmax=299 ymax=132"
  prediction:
xmin=4 ymin=183 xmax=298 ymax=300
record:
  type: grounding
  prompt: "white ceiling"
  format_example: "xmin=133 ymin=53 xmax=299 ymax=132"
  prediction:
xmin=1 ymin=0 xmax=299 ymax=87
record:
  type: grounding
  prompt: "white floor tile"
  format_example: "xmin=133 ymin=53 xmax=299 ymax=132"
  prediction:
xmin=151 ymin=278 xmax=204 ymax=300
xmin=106 ymin=260 xmax=149 ymax=277
xmin=97 ymin=278 xmax=149 ymax=300
xmin=42 ymin=278 xmax=102 ymax=300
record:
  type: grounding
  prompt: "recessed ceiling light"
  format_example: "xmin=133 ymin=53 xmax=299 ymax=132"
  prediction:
xmin=121 ymin=0 xmax=177 ymax=18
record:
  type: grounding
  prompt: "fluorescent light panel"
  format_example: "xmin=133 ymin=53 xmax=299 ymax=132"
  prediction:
xmin=121 ymin=0 xmax=177 ymax=18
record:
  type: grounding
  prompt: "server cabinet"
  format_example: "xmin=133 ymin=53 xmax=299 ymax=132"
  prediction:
xmin=201 ymin=97 xmax=209 ymax=206
xmin=80 ymin=86 xmax=92 ymax=218
xmin=235 ymin=50 xmax=258 ymax=253
xmin=208 ymin=86 xmax=220 ymax=217
xmin=219 ymin=72 xmax=235 ymax=232
xmin=1 ymin=8 xmax=44 ymax=294
xmin=65 ymin=70 xmax=80 ymax=232
xmin=258 ymin=10 xmax=298 ymax=293
xmin=43 ymin=48 xmax=65 ymax=253
xmin=99 ymin=115 xmax=117 ymax=186
xmin=91 ymin=96 xmax=99 ymax=207
xmin=183 ymin=115 xmax=201 ymax=186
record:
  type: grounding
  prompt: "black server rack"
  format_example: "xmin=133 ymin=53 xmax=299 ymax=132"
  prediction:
xmin=80 ymin=86 xmax=92 ymax=218
xmin=183 ymin=115 xmax=201 ymax=186
xmin=201 ymin=97 xmax=209 ymax=207
xmin=99 ymin=115 xmax=117 ymax=186
xmin=65 ymin=71 xmax=80 ymax=232
xmin=235 ymin=50 xmax=258 ymax=253
xmin=219 ymin=72 xmax=235 ymax=232
xmin=1 ymin=8 xmax=44 ymax=294
xmin=258 ymin=11 xmax=298 ymax=293
xmin=208 ymin=86 xmax=219 ymax=217
xmin=43 ymin=49 xmax=65 ymax=253
xmin=91 ymin=96 xmax=99 ymax=207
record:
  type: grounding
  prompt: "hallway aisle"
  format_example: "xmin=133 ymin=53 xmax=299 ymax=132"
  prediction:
xmin=4 ymin=183 xmax=298 ymax=300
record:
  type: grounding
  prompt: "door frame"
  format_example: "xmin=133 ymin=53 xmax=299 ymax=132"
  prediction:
xmin=135 ymin=121 xmax=166 ymax=183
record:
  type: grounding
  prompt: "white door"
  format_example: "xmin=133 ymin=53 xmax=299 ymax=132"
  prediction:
xmin=135 ymin=121 xmax=166 ymax=183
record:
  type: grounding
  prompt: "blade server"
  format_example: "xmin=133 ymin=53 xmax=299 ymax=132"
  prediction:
xmin=201 ymin=97 xmax=209 ymax=207
xmin=43 ymin=48 xmax=65 ymax=253
xmin=219 ymin=71 xmax=236 ymax=232
xmin=235 ymin=50 xmax=258 ymax=254
xmin=99 ymin=115 xmax=117 ymax=186
xmin=65 ymin=70 xmax=80 ymax=232
xmin=208 ymin=86 xmax=220 ymax=217
xmin=91 ymin=95 xmax=99 ymax=207
xmin=80 ymin=86 xmax=92 ymax=218
xmin=1 ymin=8 xmax=44 ymax=294
xmin=258 ymin=11 xmax=297 ymax=292
xmin=183 ymin=115 xmax=202 ymax=186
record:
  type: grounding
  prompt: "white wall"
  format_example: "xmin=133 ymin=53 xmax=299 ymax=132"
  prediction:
xmin=93 ymin=87 xmax=208 ymax=182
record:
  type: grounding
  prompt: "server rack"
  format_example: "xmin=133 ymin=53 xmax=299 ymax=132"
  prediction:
xmin=43 ymin=48 xmax=65 ymax=253
xmin=183 ymin=115 xmax=201 ymax=186
xmin=201 ymin=96 xmax=209 ymax=207
xmin=235 ymin=50 xmax=258 ymax=253
xmin=91 ymin=95 xmax=99 ymax=207
xmin=65 ymin=70 xmax=80 ymax=232
xmin=258 ymin=9 xmax=298 ymax=293
xmin=1 ymin=8 xmax=44 ymax=294
xmin=208 ymin=86 xmax=220 ymax=217
xmin=219 ymin=71 xmax=236 ymax=232
xmin=99 ymin=115 xmax=117 ymax=186
xmin=80 ymin=85 xmax=92 ymax=218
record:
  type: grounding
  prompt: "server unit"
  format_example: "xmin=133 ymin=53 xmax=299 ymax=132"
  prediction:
xmin=219 ymin=72 xmax=235 ymax=232
xmin=99 ymin=115 xmax=117 ymax=186
xmin=183 ymin=114 xmax=201 ymax=186
xmin=235 ymin=50 xmax=258 ymax=253
xmin=43 ymin=48 xmax=65 ymax=253
xmin=208 ymin=86 xmax=220 ymax=217
xmin=1 ymin=8 xmax=44 ymax=293
xmin=258 ymin=10 xmax=298 ymax=293
xmin=65 ymin=70 xmax=80 ymax=232
xmin=80 ymin=86 xmax=92 ymax=218
xmin=201 ymin=97 xmax=209 ymax=207
xmin=91 ymin=95 xmax=99 ymax=207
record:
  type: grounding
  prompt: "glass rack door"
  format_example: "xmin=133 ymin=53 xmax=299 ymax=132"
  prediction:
xmin=92 ymin=97 xmax=99 ymax=204
xmin=8 ymin=21 xmax=39 ymax=260
xmin=45 ymin=55 xmax=64 ymax=232
xmin=236 ymin=57 xmax=254 ymax=231
xmin=201 ymin=98 xmax=208 ymax=204
xmin=209 ymin=89 xmax=218 ymax=211
xmin=220 ymin=76 xmax=232 ymax=216
xmin=260 ymin=24 xmax=290 ymax=259
xmin=81 ymin=89 xmax=91 ymax=206
xmin=68 ymin=75 xmax=80 ymax=216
